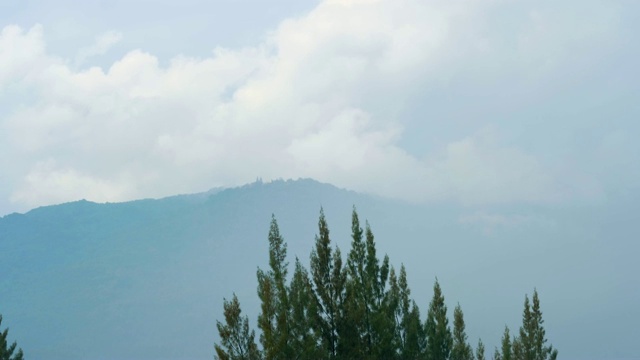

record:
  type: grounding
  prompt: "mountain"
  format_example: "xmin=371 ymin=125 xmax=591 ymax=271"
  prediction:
xmin=0 ymin=178 xmax=637 ymax=360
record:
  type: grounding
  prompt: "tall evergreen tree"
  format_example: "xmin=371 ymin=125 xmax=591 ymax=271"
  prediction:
xmin=343 ymin=207 xmax=368 ymax=358
xmin=0 ymin=315 xmax=24 ymax=360
xmin=514 ymin=290 xmax=557 ymax=360
xmin=343 ymin=208 xmax=394 ymax=359
xmin=257 ymin=215 xmax=291 ymax=360
xmin=450 ymin=304 xmax=473 ymax=360
xmin=499 ymin=326 xmax=511 ymax=360
xmin=425 ymin=279 xmax=452 ymax=360
xmin=396 ymin=265 xmax=426 ymax=359
xmin=511 ymin=337 xmax=523 ymax=360
xmin=288 ymin=258 xmax=325 ymax=359
xmin=365 ymin=223 xmax=395 ymax=359
xmin=310 ymin=208 xmax=346 ymax=359
xmin=215 ymin=294 xmax=260 ymax=360
xmin=476 ymin=339 xmax=486 ymax=360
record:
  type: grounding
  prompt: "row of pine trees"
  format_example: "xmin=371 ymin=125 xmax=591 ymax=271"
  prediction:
xmin=214 ymin=208 xmax=558 ymax=360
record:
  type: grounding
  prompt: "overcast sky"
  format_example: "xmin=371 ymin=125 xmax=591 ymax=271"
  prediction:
xmin=1 ymin=0 xmax=638 ymax=215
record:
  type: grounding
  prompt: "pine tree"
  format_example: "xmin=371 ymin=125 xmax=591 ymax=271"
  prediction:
xmin=476 ymin=339 xmax=486 ymax=360
xmin=396 ymin=265 xmax=426 ymax=359
xmin=257 ymin=215 xmax=291 ymax=359
xmin=310 ymin=208 xmax=346 ymax=359
xmin=425 ymin=279 xmax=452 ymax=360
xmin=288 ymin=258 xmax=326 ymax=359
xmin=514 ymin=290 xmax=557 ymax=360
xmin=499 ymin=326 xmax=511 ymax=360
xmin=511 ymin=337 xmax=523 ymax=360
xmin=214 ymin=294 xmax=260 ymax=360
xmin=344 ymin=208 xmax=395 ymax=359
xmin=343 ymin=207 xmax=368 ymax=358
xmin=450 ymin=304 xmax=473 ymax=360
xmin=0 ymin=315 xmax=24 ymax=360
xmin=365 ymin=223 xmax=395 ymax=359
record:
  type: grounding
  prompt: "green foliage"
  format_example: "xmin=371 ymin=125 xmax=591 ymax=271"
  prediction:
xmin=451 ymin=304 xmax=473 ymax=360
xmin=476 ymin=339 xmax=486 ymax=360
xmin=513 ymin=290 xmax=557 ymax=360
xmin=214 ymin=208 xmax=559 ymax=360
xmin=310 ymin=208 xmax=346 ymax=359
xmin=0 ymin=315 xmax=24 ymax=360
xmin=214 ymin=295 xmax=260 ymax=360
xmin=425 ymin=279 xmax=452 ymax=360
xmin=288 ymin=259 xmax=325 ymax=359
xmin=342 ymin=209 xmax=395 ymax=359
xmin=257 ymin=216 xmax=292 ymax=360
xmin=396 ymin=265 xmax=426 ymax=359
xmin=499 ymin=326 xmax=512 ymax=360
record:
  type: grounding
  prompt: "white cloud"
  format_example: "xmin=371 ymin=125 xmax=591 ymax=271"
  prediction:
xmin=0 ymin=24 xmax=46 ymax=87
xmin=0 ymin=0 xmax=624 ymax=213
xmin=75 ymin=30 xmax=123 ymax=66
xmin=10 ymin=159 xmax=133 ymax=208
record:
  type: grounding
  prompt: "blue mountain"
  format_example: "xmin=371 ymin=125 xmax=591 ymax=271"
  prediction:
xmin=0 ymin=179 xmax=637 ymax=359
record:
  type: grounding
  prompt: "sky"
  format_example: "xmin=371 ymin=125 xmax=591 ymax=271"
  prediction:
xmin=1 ymin=0 xmax=639 ymax=216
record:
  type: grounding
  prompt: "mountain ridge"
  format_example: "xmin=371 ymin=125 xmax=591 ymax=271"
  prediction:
xmin=0 ymin=178 xmax=636 ymax=360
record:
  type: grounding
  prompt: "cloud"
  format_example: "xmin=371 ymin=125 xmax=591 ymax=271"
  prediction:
xmin=75 ymin=31 xmax=122 ymax=66
xmin=10 ymin=159 xmax=133 ymax=208
xmin=0 ymin=0 xmax=627 ymax=213
xmin=0 ymin=24 xmax=46 ymax=87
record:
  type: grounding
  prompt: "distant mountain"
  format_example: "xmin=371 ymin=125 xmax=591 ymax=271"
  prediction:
xmin=0 ymin=179 xmax=637 ymax=360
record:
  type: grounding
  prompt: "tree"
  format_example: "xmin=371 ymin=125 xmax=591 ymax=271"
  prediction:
xmin=450 ymin=304 xmax=473 ymax=360
xmin=213 ymin=210 xmax=559 ymax=360
xmin=396 ymin=265 xmax=426 ymax=359
xmin=342 ymin=207 xmax=368 ymax=358
xmin=343 ymin=208 xmax=394 ymax=359
xmin=425 ymin=279 xmax=452 ymax=360
xmin=513 ymin=290 xmax=557 ymax=360
xmin=0 ymin=315 xmax=24 ymax=360
xmin=214 ymin=294 xmax=260 ymax=360
xmin=310 ymin=208 xmax=346 ymax=359
xmin=364 ymin=222 xmax=395 ymax=359
xmin=288 ymin=258 xmax=325 ymax=359
xmin=499 ymin=326 xmax=511 ymax=360
xmin=476 ymin=339 xmax=486 ymax=360
xmin=257 ymin=215 xmax=291 ymax=359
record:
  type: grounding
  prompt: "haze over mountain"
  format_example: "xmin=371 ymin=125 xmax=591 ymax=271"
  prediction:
xmin=1 ymin=1 xmax=639 ymax=359
xmin=1 ymin=179 xmax=637 ymax=360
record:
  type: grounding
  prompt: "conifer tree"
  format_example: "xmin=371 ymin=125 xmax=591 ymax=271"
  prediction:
xmin=513 ymin=290 xmax=557 ymax=360
xmin=0 ymin=315 xmax=24 ymax=360
xmin=257 ymin=215 xmax=291 ymax=359
xmin=343 ymin=208 xmax=395 ymax=359
xmin=499 ymin=326 xmax=511 ymax=360
xmin=476 ymin=339 xmax=486 ymax=360
xmin=310 ymin=208 xmax=346 ymax=359
xmin=451 ymin=304 xmax=473 ymax=360
xmin=343 ymin=208 xmax=368 ymax=358
xmin=288 ymin=258 xmax=325 ymax=359
xmin=365 ymin=223 xmax=395 ymax=359
xmin=425 ymin=279 xmax=452 ymax=360
xmin=396 ymin=265 xmax=425 ymax=359
xmin=511 ymin=337 xmax=523 ymax=360
xmin=215 ymin=294 xmax=260 ymax=360
xmin=372 ymin=264 xmax=398 ymax=359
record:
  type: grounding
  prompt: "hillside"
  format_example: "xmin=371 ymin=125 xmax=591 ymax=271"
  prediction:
xmin=0 ymin=179 xmax=637 ymax=360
